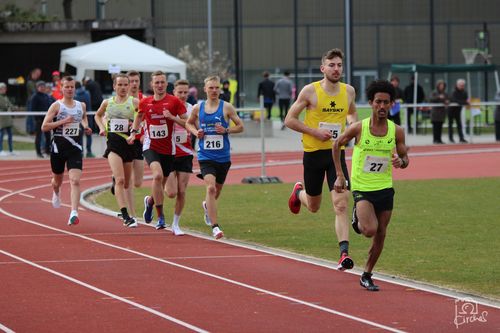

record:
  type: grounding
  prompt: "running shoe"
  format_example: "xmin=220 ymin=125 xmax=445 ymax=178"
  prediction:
xmin=212 ymin=226 xmax=224 ymax=239
xmin=288 ymin=182 xmax=303 ymax=214
xmin=202 ymin=201 xmax=211 ymax=226
xmin=110 ymin=176 xmax=116 ymax=195
xmin=171 ymin=223 xmax=185 ymax=236
xmin=68 ymin=213 xmax=79 ymax=226
xmin=52 ymin=192 xmax=61 ymax=208
xmin=360 ymin=273 xmax=379 ymax=292
xmin=143 ymin=196 xmax=153 ymax=224
xmin=155 ymin=216 xmax=166 ymax=230
xmin=352 ymin=205 xmax=361 ymax=234
xmin=337 ymin=253 xmax=354 ymax=271
xmin=124 ymin=216 xmax=138 ymax=228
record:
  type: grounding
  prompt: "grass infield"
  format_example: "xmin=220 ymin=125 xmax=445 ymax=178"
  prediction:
xmin=95 ymin=177 xmax=500 ymax=300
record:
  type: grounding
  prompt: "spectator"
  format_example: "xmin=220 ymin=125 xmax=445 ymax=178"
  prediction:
xmin=274 ymin=71 xmax=293 ymax=129
xmin=0 ymin=82 xmax=16 ymax=156
xmin=51 ymin=71 xmax=63 ymax=100
xmin=429 ymin=80 xmax=449 ymax=144
xmin=403 ymin=75 xmax=425 ymax=134
xmin=167 ymin=73 xmax=177 ymax=95
xmin=30 ymin=81 xmax=52 ymax=157
xmin=388 ymin=75 xmax=404 ymax=125
xmin=257 ymin=71 xmax=275 ymax=120
xmin=25 ymin=68 xmax=42 ymax=134
xmin=220 ymin=80 xmax=231 ymax=102
xmin=83 ymin=76 xmax=103 ymax=154
xmin=187 ymin=85 xmax=198 ymax=105
xmin=74 ymin=81 xmax=94 ymax=157
xmin=449 ymin=78 xmax=468 ymax=143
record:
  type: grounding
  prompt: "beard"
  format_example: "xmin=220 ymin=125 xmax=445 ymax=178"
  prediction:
xmin=326 ymin=74 xmax=341 ymax=84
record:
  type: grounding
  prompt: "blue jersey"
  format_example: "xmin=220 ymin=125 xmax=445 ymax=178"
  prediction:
xmin=197 ymin=100 xmax=231 ymax=163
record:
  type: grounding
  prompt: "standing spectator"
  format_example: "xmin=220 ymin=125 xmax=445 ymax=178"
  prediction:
xmin=429 ymin=80 xmax=449 ymax=144
xmin=257 ymin=71 xmax=275 ymax=120
xmin=448 ymin=79 xmax=468 ymax=143
xmin=51 ymin=71 xmax=63 ymax=100
xmin=83 ymin=76 xmax=103 ymax=156
xmin=0 ymin=83 xmax=16 ymax=157
xmin=388 ymin=75 xmax=404 ymax=125
xmin=25 ymin=68 xmax=42 ymax=134
xmin=274 ymin=71 xmax=293 ymax=130
xmin=403 ymin=75 xmax=425 ymax=134
xmin=494 ymin=90 xmax=500 ymax=142
xmin=30 ymin=81 xmax=52 ymax=157
xmin=187 ymin=85 xmax=198 ymax=105
xmin=220 ymin=80 xmax=231 ymax=102
xmin=167 ymin=73 xmax=177 ymax=95
xmin=74 ymin=81 xmax=94 ymax=157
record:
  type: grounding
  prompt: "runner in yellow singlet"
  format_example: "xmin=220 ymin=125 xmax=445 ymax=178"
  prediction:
xmin=285 ymin=48 xmax=358 ymax=271
xmin=333 ymin=79 xmax=409 ymax=291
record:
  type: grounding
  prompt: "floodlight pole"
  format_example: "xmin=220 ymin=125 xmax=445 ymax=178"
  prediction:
xmin=208 ymin=0 xmax=213 ymax=74
xmin=344 ymin=0 xmax=353 ymax=84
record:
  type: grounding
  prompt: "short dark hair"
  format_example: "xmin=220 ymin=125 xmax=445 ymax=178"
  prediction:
xmin=174 ymin=79 xmax=189 ymax=87
xmin=263 ymin=71 xmax=270 ymax=78
xmin=112 ymin=73 xmax=129 ymax=84
xmin=321 ymin=48 xmax=344 ymax=63
xmin=126 ymin=70 xmax=140 ymax=78
xmin=366 ymin=79 xmax=395 ymax=102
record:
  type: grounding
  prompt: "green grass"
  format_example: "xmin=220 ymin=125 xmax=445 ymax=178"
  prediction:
xmin=94 ymin=177 xmax=500 ymax=300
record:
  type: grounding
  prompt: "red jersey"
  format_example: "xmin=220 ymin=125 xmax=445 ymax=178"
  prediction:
xmin=173 ymin=102 xmax=193 ymax=157
xmin=139 ymin=94 xmax=186 ymax=154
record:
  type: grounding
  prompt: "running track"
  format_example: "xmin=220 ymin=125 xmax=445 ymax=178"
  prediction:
xmin=1 ymin=143 xmax=499 ymax=332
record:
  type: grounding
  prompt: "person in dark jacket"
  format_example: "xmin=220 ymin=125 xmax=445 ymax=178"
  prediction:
xmin=29 ymin=81 xmax=52 ymax=157
xmin=429 ymin=80 xmax=449 ymax=144
xmin=257 ymin=71 xmax=276 ymax=119
xmin=388 ymin=75 xmax=404 ymax=125
xmin=75 ymin=81 xmax=94 ymax=157
xmin=403 ymin=75 xmax=425 ymax=133
xmin=449 ymin=79 xmax=468 ymax=143
xmin=220 ymin=80 xmax=231 ymax=102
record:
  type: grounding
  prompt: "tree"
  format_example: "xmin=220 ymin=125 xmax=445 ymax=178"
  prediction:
xmin=177 ymin=42 xmax=232 ymax=88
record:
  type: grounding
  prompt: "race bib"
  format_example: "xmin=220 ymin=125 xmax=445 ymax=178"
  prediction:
xmin=363 ymin=155 xmax=390 ymax=173
xmin=319 ymin=122 xmax=342 ymax=139
xmin=204 ymin=135 xmax=223 ymax=150
xmin=149 ymin=124 xmax=168 ymax=139
xmin=62 ymin=123 xmax=80 ymax=136
xmin=174 ymin=129 xmax=188 ymax=144
xmin=109 ymin=118 xmax=129 ymax=133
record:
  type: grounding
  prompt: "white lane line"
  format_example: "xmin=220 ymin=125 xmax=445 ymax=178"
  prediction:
xmin=0 ymin=185 xmax=405 ymax=333
xmin=0 ymin=323 xmax=15 ymax=333
xmin=0 ymin=249 xmax=208 ymax=333
xmin=0 ymin=254 xmax=273 ymax=265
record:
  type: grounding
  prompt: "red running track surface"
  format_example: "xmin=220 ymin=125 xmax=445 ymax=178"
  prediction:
xmin=1 ymin=143 xmax=499 ymax=332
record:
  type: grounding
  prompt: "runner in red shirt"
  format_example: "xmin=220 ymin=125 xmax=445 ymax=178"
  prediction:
xmin=128 ymin=71 xmax=187 ymax=229
xmin=164 ymin=79 xmax=194 ymax=235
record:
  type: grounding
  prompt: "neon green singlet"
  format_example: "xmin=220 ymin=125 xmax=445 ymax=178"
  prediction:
xmin=302 ymin=81 xmax=349 ymax=152
xmin=105 ymin=96 xmax=135 ymax=139
xmin=351 ymin=118 xmax=396 ymax=192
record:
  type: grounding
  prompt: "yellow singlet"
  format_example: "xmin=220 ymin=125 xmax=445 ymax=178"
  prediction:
xmin=302 ymin=81 xmax=349 ymax=152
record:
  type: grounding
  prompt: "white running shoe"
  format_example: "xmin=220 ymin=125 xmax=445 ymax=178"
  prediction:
xmin=171 ymin=223 xmax=185 ymax=236
xmin=52 ymin=192 xmax=61 ymax=208
xmin=202 ymin=201 xmax=211 ymax=226
xmin=68 ymin=212 xmax=79 ymax=226
xmin=212 ymin=226 xmax=224 ymax=239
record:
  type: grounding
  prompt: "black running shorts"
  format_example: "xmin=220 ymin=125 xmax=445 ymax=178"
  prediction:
xmin=103 ymin=133 xmax=135 ymax=163
xmin=133 ymin=139 xmax=144 ymax=160
xmin=173 ymin=155 xmax=193 ymax=173
xmin=143 ymin=149 xmax=174 ymax=177
xmin=198 ymin=160 xmax=231 ymax=185
xmin=303 ymin=149 xmax=349 ymax=196
xmin=50 ymin=148 xmax=83 ymax=174
xmin=352 ymin=188 xmax=395 ymax=212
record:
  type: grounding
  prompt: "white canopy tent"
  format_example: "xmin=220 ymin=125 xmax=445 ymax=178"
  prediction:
xmin=59 ymin=34 xmax=186 ymax=80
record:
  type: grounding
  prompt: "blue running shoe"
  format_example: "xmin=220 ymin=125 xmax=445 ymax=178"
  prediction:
xmin=143 ymin=196 xmax=153 ymax=224
xmin=155 ymin=216 xmax=166 ymax=230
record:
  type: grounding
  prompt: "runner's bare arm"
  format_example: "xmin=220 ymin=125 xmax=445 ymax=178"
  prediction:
xmin=127 ymin=111 xmax=144 ymax=144
xmin=186 ymin=104 xmax=203 ymax=138
xmin=393 ymin=125 xmax=409 ymax=169
xmin=94 ymin=99 xmax=109 ymax=136
xmin=333 ymin=122 xmax=361 ymax=192
xmin=81 ymin=103 xmax=92 ymax=135
xmin=41 ymin=102 xmax=70 ymax=132
xmin=223 ymin=102 xmax=243 ymax=135
xmin=346 ymin=84 xmax=358 ymax=125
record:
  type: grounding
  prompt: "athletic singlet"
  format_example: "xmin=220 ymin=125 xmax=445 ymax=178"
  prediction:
xmin=302 ymin=81 xmax=349 ymax=152
xmin=351 ymin=118 xmax=396 ymax=192
xmin=105 ymin=96 xmax=135 ymax=139
xmin=52 ymin=100 xmax=84 ymax=153
xmin=197 ymin=100 xmax=230 ymax=163
xmin=173 ymin=102 xmax=193 ymax=157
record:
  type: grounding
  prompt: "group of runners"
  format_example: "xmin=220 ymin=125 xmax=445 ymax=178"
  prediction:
xmin=40 ymin=48 xmax=410 ymax=291
xmin=41 ymin=71 xmax=244 ymax=240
